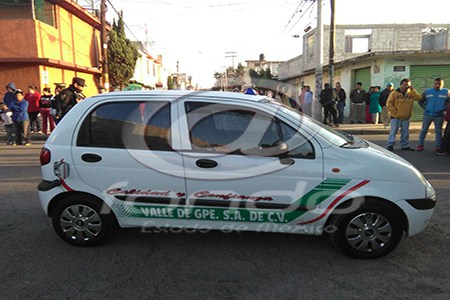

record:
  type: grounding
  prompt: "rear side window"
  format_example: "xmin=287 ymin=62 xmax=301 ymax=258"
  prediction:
xmin=77 ymin=101 xmax=172 ymax=151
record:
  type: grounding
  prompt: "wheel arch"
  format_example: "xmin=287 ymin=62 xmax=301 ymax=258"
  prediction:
xmin=325 ymin=196 xmax=409 ymax=234
xmin=47 ymin=192 xmax=117 ymax=225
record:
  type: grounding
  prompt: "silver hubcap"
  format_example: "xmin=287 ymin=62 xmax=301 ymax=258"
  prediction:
xmin=345 ymin=212 xmax=392 ymax=252
xmin=59 ymin=205 xmax=102 ymax=242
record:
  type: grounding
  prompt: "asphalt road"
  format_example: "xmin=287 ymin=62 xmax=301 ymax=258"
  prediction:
xmin=0 ymin=134 xmax=449 ymax=299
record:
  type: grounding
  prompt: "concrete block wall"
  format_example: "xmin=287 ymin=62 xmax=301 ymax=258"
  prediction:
xmin=279 ymin=23 xmax=450 ymax=81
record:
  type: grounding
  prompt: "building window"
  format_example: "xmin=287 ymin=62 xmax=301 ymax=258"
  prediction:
xmin=422 ymin=27 xmax=448 ymax=51
xmin=344 ymin=29 xmax=372 ymax=53
xmin=0 ymin=0 xmax=55 ymax=26
xmin=306 ymin=34 xmax=315 ymax=57
xmin=0 ymin=0 xmax=33 ymax=19
xmin=34 ymin=0 xmax=55 ymax=27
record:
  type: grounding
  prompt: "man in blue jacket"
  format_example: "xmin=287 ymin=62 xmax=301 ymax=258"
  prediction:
xmin=416 ymin=78 xmax=450 ymax=154
xmin=10 ymin=89 xmax=31 ymax=146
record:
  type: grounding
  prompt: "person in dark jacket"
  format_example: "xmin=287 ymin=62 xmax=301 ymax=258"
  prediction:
xmin=349 ymin=82 xmax=367 ymax=124
xmin=379 ymin=82 xmax=394 ymax=129
xmin=2 ymin=82 xmax=17 ymax=108
xmin=10 ymin=89 xmax=31 ymax=146
xmin=54 ymin=77 xmax=86 ymax=122
xmin=39 ymin=87 xmax=55 ymax=134
xmin=320 ymin=83 xmax=339 ymax=127
xmin=2 ymin=82 xmax=18 ymax=141
xmin=334 ymin=82 xmax=346 ymax=124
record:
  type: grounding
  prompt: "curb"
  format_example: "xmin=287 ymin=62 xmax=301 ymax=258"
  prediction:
xmin=0 ymin=122 xmax=432 ymax=142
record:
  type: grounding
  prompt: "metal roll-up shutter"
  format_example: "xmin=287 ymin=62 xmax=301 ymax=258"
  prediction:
xmin=354 ymin=67 xmax=371 ymax=91
xmin=410 ymin=65 xmax=450 ymax=121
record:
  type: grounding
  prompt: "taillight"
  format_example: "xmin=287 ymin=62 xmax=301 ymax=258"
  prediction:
xmin=40 ymin=147 xmax=51 ymax=165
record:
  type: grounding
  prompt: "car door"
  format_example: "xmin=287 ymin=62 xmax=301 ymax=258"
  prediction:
xmin=71 ymin=99 xmax=189 ymax=228
xmin=178 ymin=99 xmax=329 ymax=231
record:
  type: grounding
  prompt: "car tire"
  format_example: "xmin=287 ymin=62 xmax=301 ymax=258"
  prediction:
xmin=328 ymin=200 xmax=403 ymax=259
xmin=52 ymin=195 xmax=115 ymax=246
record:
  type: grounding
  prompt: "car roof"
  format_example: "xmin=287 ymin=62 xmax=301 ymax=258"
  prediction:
xmin=89 ymin=90 xmax=269 ymax=103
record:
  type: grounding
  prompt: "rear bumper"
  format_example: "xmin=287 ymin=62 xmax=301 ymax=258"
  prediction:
xmin=37 ymin=179 xmax=61 ymax=192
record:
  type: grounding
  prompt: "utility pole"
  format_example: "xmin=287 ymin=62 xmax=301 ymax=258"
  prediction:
xmin=225 ymin=51 xmax=237 ymax=68
xmin=328 ymin=0 xmax=336 ymax=87
xmin=312 ymin=0 xmax=323 ymax=121
xmin=100 ymin=0 xmax=109 ymax=91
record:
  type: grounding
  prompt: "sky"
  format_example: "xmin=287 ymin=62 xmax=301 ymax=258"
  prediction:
xmin=85 ymin=0 xmax=450 ymax=88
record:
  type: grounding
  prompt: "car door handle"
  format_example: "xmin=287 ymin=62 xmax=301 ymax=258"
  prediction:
xmin=279 ymin=157 xmax=295 ymax=165
xmin=196 ymin=159 xmax=218 ymax=168
xmin=81 ymin=153 xmax=102 ymax=163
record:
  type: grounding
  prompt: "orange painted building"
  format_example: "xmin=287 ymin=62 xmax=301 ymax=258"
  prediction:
xmin=0 ymin=0 xmax=104 ymax=98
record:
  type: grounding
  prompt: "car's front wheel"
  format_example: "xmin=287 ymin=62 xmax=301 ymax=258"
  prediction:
xmin=52 ymin=196 xmax=114 ymax=246
xmin=328 ymin=201 xmax=404 ymax=259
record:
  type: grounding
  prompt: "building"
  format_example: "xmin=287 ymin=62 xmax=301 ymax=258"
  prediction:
xmin=245 ymin=53 xmax=284 ymax=78
xmin=129 ymin=41 xmax=167 ymax=90
xmin=0 ymin=0 xmax=104 ymax=97
xmin=218 ymin=54 xmax=284 ymax=92
xmin=278 ymin=23 xmax=450 ymax=120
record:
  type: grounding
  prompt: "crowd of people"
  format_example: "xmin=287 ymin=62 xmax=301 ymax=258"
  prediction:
xmin=2 ymin=76 xmax=450 ymax=156
xmin=244 ymin=77 xmax=450 ymax=156
xmin=0 ymin=76 xmax=86 ymax=146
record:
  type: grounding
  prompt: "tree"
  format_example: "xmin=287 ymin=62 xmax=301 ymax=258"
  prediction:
xmin=107 ymin=11 xmax=138 ymax=90
xmin=167 ymin=76 xmax=174 ymax=90
xmin=249 ymin=67 xmax=272 ymax=92
xmin=212 ymin=63 xmax=246 ymax=91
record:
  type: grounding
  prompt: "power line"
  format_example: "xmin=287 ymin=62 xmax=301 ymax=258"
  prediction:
xmin=106 ymin=0 xmax=141 ymax=41
xmin=282 ymin=0 xmax=309 ymax=35
xmin=284 ymin=0 xmax=316 ymax=37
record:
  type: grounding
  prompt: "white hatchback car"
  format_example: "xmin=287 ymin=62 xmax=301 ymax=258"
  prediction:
xmin=38 ymin=90 xmax=436 ymax=258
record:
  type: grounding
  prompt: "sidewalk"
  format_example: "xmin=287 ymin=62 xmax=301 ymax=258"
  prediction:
xmin=0 ymin=121 xmax=431 ymax=143
xmin=337 ymin=121 xmax=428 ymax=135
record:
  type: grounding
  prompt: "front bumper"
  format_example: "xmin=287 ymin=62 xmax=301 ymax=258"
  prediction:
xmin=406 ymin=196 xmax=437 ymax=210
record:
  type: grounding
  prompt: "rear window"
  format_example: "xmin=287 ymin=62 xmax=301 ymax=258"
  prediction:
xmin=77 ymin=101 xmax=172 ymax=151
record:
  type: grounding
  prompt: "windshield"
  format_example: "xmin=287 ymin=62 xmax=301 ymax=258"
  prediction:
xmin=261 ymin=99 xmax=353 ymax=147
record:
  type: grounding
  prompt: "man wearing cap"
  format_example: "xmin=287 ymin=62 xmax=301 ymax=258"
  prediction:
xmin=379 ymin=82 xmax=394 ymax=129
xmin=51 ymin=83 xmax=65 ymax=123
xmin=54 ymin=77 xmax=86 ymax=121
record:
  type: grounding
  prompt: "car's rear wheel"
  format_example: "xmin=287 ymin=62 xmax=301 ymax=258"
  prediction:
xmin=52 ymin=196 xmax=114 ymax=246
xmin=328 ymin=201 xmax=403 ymax=259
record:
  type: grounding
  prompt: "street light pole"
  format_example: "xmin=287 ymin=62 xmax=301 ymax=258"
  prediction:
xmin=328 ymin=0 xmax=336 ymax=87
xmin=100 ymin=0 xmax=109 ymax=91
xmin=312 ymin=0 xmax=323 ymax=121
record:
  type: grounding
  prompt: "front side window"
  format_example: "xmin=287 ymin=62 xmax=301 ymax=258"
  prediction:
xmin=77 ymin=101 xmax=172 ymax=151
xmin=185 ymin=102 xmax=314 ymax=158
